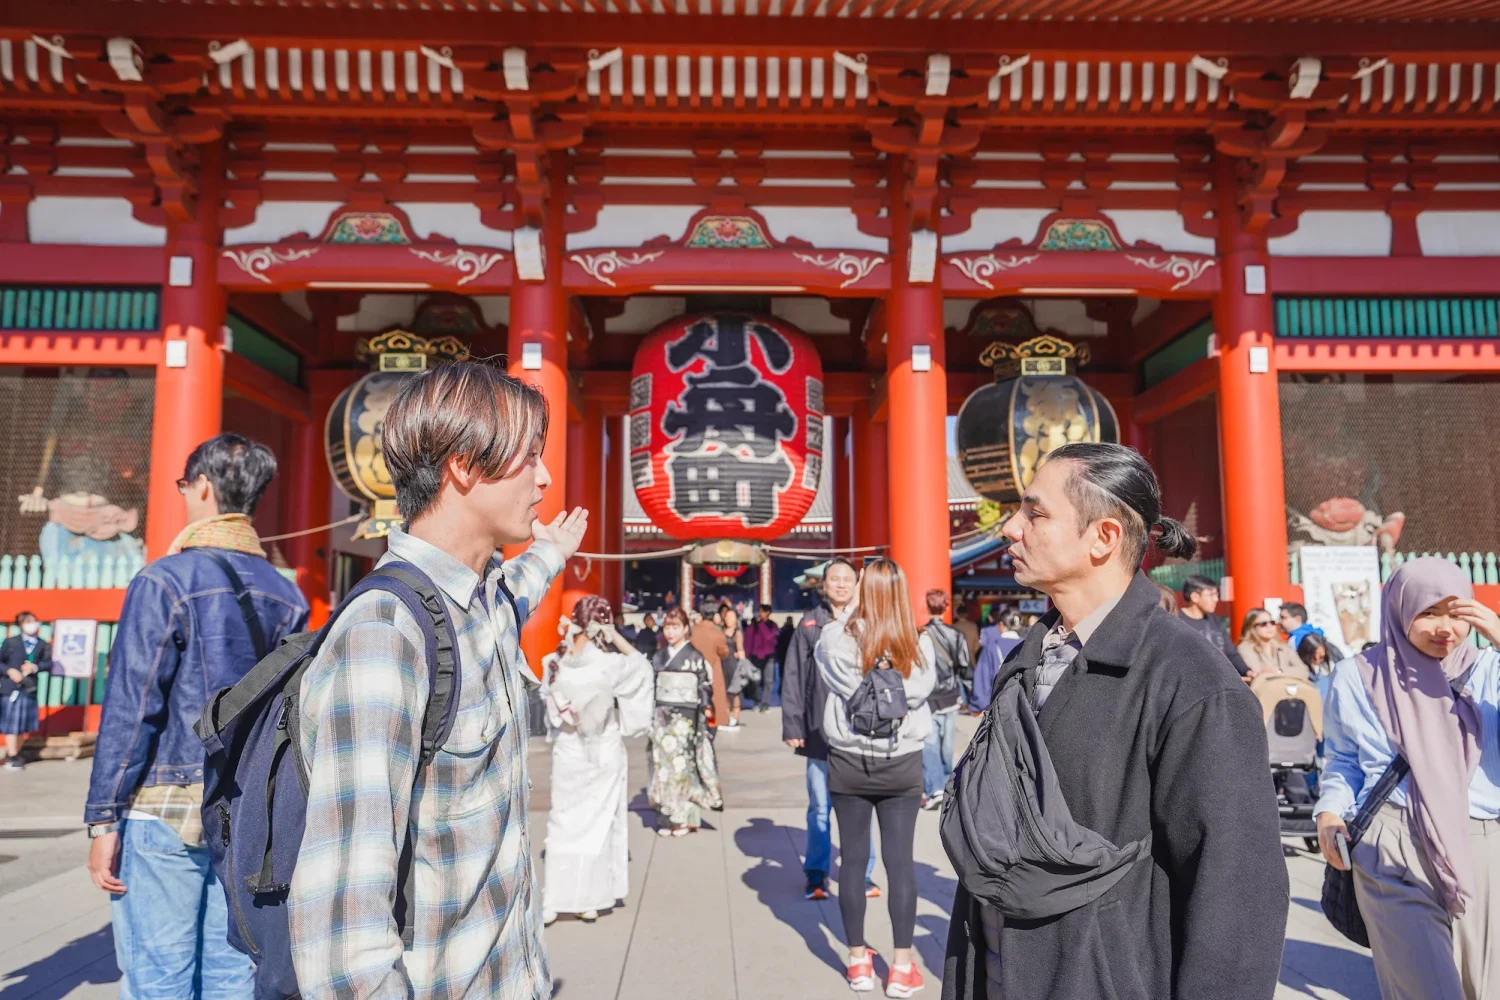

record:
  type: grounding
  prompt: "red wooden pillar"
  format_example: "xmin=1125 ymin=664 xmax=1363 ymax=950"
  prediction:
xmin=602 ymin=415 xmax=625 ymax=610
xmin=851 ymin=400 xmax=889 ymax=553
xmin=146 ymin=143 xmax=227 ymax=558
xmin=830 ymin=416 xmax=851 ymax=553
xmin=1213 ymin=156 xmax=1290 ymax=621
xmin=563 ymin=406 xmax=605 ymax=614
xmin=283 ymin=370 xmax=356 ymax=628
xmin=886 ymin=172 xmax=951 ymax=621
xmin=507 ymin=171 xmax=569 ymax=674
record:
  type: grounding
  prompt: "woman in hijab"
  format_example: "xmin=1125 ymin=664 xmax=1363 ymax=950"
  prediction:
xmin=540 ymin=595 xmax=654 ymax=925
xmin=1315 ymin=558 xmax=1500 ymax=999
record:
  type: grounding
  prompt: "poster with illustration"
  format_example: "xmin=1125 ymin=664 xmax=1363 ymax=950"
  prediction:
xmin=1299 ymin=546 xmax=1383 ymax=650
xmin=51 ymin=619 xmax=99 ymax=680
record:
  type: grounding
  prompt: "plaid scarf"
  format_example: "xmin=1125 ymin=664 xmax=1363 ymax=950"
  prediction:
xmin=166 ymin=513 xmax=266 ymax=558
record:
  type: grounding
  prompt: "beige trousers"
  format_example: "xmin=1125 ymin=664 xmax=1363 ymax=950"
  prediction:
xmin=1353 ymin=803 xmax=1500 ymax=1000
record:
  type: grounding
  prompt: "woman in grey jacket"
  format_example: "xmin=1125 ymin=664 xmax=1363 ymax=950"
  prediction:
xmin=816 ymin=558 xmax=936 ymax=997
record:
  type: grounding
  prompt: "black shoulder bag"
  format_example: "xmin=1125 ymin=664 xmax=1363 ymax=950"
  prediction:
xmin=1320 ymin=754 xmax=1410 ymax=947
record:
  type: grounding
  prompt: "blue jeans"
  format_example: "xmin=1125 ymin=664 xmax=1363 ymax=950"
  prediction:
xmin=922 ymin=710 xmax=959 ymax=798
xmin=112 ymin=817 xmax=254 ymax=1000
xmin=805 ymin=757 xmax=876 ymax=882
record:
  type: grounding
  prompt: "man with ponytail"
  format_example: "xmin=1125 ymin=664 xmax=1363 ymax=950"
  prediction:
xmin=943 ymin=442 xmax=1288 ymax=1000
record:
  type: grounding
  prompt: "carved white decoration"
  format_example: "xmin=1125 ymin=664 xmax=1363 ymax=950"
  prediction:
xmin=408 ymin=248 xmax=506 ymax=286
xmin=1124 ymin=254 xmax=1217 ymax=292
xmin=569 ymin=250 xmax=665 ymax=287
xmin=948 ymin=252 xmax=1041 ymax=289
xmin=221 ymin=246 xmax=319 ymax=283
xmin=791 ymin=252 xmax=885 ymax=289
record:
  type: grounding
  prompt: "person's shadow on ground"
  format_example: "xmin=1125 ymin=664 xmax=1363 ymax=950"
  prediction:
xmin=0 ymin=925 xmax=119 ymax=1000
xmin=733 ymin=818 xmax=960 ymax=984
xmin=734 ymin=817 xmax=847 ymax=976
xmin=1278 ymin=938 xmax=1380 ymax=999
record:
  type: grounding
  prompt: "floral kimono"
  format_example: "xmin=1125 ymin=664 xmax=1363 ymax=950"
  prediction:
xmin=648 ymin=641 xmax=724 ymax=828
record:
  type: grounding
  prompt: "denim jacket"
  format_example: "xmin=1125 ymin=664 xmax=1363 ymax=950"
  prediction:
xmin=84 ymin=547 xmax=309 ymax=825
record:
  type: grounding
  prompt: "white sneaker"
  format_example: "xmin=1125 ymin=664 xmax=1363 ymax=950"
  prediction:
xmin=543 ymin=910 xmax=558 ymax=926
xmin=580 ymin=910 xmax=598 ymax=922
xmin=923 ymin=791 xmax=944 ymax=811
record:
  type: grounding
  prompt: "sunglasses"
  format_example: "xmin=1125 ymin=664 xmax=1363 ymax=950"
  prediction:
xmin=1254 ymin=620 xmax=1277 ymax=628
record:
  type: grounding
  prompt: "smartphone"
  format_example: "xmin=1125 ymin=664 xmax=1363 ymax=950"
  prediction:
xmin=1335 ymin=831 xmax=1351 ymax=869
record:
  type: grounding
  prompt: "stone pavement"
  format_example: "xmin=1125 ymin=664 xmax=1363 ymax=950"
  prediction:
xmin=0 ymin=708 xmax=1379 ymax=999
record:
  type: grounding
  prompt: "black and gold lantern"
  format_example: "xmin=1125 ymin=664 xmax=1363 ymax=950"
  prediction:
xmin=326 ymin=330 xmax=469 ymax=539
xmin=955 ymin=335 xmax=1118 ymax=504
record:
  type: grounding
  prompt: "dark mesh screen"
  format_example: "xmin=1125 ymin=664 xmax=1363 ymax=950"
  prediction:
xmin=1280 ymin=379 xmax=1500 ymax=553
xmin=1149 ymin=395 xmax=1223 ymax=562
xmin=0 ymin=367 xmax=154 ymax=556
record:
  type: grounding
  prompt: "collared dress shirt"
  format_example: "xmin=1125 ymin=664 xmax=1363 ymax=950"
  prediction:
xmin=290 ymin=528 xmax=564 ymax=1000
xmin=1033 ymin=591 xmax=1125 ymax=710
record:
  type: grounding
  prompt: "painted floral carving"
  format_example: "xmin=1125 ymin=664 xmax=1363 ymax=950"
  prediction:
xmin=221 ymin=246 xmax=320 ymax=283
xmin=326 ymin=212 xmax=412 ymax=245
xmin=408 ymin=248 xmax=506 ymax=286
xmin=1124 ymin=254 xmax=1217 ymax=291
xmin=569 ymin=250 xmax=665 ymax=287
xmin=791 ymin=252 xmax=885 ymax=289
xmin=948 ymin=253 xmax=1040 ymax=290
xmin=684 ymin=215 xmax=773 ymax=249
xmin=1037 ymin=219 xmax=1122 ymax=252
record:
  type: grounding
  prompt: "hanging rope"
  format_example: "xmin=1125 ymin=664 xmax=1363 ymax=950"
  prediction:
xmin=260 ymin=514 xmax=364 ymax=543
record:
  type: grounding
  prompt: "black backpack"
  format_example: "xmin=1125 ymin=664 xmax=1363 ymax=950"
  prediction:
xmin=194 ymin=561 xmax=512 ymax=1000
xmin=846 ymin=654 xmax=910 ymax=745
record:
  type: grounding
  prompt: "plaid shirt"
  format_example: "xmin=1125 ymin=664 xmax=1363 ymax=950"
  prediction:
xmin=126 ymin=782 xmax=205 ymax=846
xmin=290 ymin=528 xmax=563 ymax=1000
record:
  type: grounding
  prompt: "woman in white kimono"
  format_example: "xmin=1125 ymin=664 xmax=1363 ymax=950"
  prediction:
xmin=541 ymin=595 xmax=654 ymax=925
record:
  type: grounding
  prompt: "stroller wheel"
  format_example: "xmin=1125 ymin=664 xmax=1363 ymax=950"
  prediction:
xmin=1304 ymin=837 xmax=1320 ymax=854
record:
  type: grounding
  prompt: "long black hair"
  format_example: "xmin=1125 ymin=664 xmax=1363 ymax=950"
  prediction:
xmin=1045 ymin=442 xmax=1197 ymax=569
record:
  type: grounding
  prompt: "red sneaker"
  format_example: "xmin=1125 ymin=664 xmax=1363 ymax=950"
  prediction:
xmin=885 ymin=963 xmax=925 ymax=998
xmin=847 ymin=952 xmax=876 ymax=992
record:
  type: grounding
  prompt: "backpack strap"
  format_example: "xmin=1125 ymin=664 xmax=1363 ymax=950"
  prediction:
xmin=200 ymin=549 xmax=270 ymax=661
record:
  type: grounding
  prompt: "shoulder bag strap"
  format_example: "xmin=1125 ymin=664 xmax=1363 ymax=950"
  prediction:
xmin=200 ymin=549 xmax=269 ymax=661
xmin=1346 ymin=754 xmax=1411 ymax=846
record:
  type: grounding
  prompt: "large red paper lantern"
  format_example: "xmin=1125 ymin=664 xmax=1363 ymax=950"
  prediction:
xmin=629 ymin=313 xmax=824 ymax=540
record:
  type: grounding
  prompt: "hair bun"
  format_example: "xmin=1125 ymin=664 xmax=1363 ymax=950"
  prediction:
xmin=1153 ymin=517 xmax=1199 ymax=561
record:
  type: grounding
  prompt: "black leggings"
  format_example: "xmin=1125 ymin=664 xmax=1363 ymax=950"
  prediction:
xmin=830 ymin=791 xmax=921 ymax=950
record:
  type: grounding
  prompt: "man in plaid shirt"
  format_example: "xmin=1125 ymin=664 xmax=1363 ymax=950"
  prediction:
xmin=289 ymin=362 xmax=588 ymax=1000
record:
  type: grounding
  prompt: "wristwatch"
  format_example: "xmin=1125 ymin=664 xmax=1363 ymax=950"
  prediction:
xmin=87 ymin=822 xmax=118 ymax=839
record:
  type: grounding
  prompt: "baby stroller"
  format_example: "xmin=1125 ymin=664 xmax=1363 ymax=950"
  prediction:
xmin=1251 ymin=673 xmax=1324 ymax=852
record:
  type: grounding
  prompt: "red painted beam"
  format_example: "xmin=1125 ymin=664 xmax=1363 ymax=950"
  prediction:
xmin=1269 ymin=257 xmax=1500 ymax=296
xmin=1132 ymin=356 xmax=1219 ymax=426
xmin=0 ymin=589 xmax=126 ymax=623
xmin=1276 ymin=339 xmax=1500 ymax=373
xmin=824 ymin=371 xmax=877 ymax=416
xmin=0 ymin=331 xmax=162 ymax=365
xmin=223 ymin=351 xmax=312 ymax=423
xmin=228 ymin=293 xmax=319 ymax=359
xmin=0 ymin=244 xmax=163 ymax=286
xmin=577 ymin=370 xmax=633 ymax=415
xmin=7 ymin=6 xmax=1497 ymax=57
xmin=1129 ymin=300 xmax=1213 ymax=365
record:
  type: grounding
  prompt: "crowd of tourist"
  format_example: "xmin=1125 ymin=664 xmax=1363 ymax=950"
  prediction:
xmin=54 ymin=359 xmax=1500 ymax=1000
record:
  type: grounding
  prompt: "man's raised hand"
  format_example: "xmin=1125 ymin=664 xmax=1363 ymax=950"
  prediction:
xmin=533 ymin=506 xmax=589 ymax=561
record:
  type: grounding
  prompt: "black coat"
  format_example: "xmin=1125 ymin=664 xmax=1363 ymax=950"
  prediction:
xmin=0 ymin=635 xmax=50 ymax=698
xmin=779 ymin=602 xmax=835 ymax=759
xmin=943 ymin=572 xmax=1288 ymax=1000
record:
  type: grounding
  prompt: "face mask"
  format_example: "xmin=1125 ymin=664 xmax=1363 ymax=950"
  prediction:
xmin=20 ymin=622 xmax=39 ymax=636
